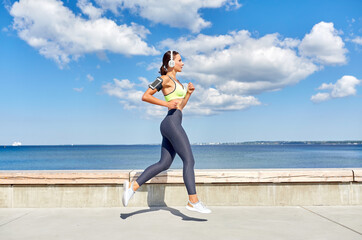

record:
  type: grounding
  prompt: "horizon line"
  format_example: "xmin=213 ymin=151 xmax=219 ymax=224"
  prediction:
xmin=3 ymin=140 xmax=362 ymax=147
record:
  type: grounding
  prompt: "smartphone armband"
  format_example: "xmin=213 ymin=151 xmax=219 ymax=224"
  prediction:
xmin=148 ymin=77 xmax=163 ymax=91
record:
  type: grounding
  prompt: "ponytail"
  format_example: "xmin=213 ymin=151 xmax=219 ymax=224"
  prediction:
xmin=159 ymin=65 xmax=167 ymax=75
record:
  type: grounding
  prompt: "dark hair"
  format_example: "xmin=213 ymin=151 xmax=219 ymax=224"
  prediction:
xmin=159 ymin=50 xmax=179 ymax=75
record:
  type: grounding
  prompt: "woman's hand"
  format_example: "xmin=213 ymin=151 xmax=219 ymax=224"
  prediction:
xmin=187 ymin=82 xmax=195 ymax=94
xmin=167 ymin=101 xmax=179 ymax=109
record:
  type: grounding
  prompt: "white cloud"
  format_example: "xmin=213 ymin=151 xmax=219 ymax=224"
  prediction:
xmin=350 ymin=36 xmax=362 ymax=45
xmin=330 ymin=76 xmax=360 ymax=98
xmin=9 ymin=0 xmax=159 ymax=68
xmin=73 ymin=87 xmax=84 ymax=92
xmin=310 ymin=92 xmax=331 ymax=103
xmin=317 ymin=83 xmax=334 ymax=90
xmin=146 ymin=61 xmax=161 ymax=71
xmin=104 ymin=21 xmax=352 ymax=115
xmin=161 ymin=30 xmax=318 ymax=96
xmin=92 ymin=0 xmax=120 ymax=14
xmin=3 ymin=0 xmax=12 ymax=11
xmin=102 ymin=78 xmax=261 ymax=117
xmin=311 ymin=75 xmax=361 ymax=103
xmin=299 ymin=22 xmax=347 ymax=65
xmin=185 ymin=85 xmax=261 ymax=115
xmin=77 ymin=0 xmax=104 ymax=19
xmin=224 ymin=0 xmax=242 ymax=11
xmin=137 ymin=77 xmax=149 ymax=87
xmin=95 ymin=0 xmax=241 ymax=33
xmin=102 ymin=78 xmax=166 ymax=118
xmin=159 ymin=33 xmax=236 ymax=56
xmin=87 ymin=74 xmax=94 ymax=82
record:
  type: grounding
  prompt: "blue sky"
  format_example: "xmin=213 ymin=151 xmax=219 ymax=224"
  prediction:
xmin=0 ymin=0 xmax=361 ymax=145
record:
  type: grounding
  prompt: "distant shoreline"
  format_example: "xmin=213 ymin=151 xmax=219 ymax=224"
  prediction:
xmin=2 ymin=141 xmax=362 ymax=147
xmin=193 ymin=141 xmax=362 ymax=145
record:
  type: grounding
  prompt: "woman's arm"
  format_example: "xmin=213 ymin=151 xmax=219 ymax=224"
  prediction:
xmin=178 ymin=82 xmax=195 ymax=110
xmin=142 ymin=88 xmax=178 ymax=109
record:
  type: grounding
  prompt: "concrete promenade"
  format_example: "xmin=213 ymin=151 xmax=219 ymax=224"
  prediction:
xmin=1 ymin=206 xmax=361 ymax=240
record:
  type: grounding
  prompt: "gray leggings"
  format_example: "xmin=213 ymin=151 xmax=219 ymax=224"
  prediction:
xmin=135 ymin=109 xmax=196 ymax=195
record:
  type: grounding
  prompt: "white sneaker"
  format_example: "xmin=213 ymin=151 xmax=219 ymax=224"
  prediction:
xmin=185 ymin=200 xmax=212 ymax=214
xmin=122 ymin=180 xmax=136 ymax=207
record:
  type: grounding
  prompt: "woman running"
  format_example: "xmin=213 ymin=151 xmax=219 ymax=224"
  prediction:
xmin=122 ymin=50 xmax=211 ymax=214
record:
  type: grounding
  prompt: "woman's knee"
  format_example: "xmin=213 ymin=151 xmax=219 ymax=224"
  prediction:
xmin=161 ymin=161 xmax=172 ymax=171
xmin=157 ymin=159 xmax=172 ymax=171
xmin=182 ymin=156 xmax=195 ymax=168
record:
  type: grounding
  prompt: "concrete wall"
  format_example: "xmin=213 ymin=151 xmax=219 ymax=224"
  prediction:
xmin=0 ymin=169 xmax=361 ymax=207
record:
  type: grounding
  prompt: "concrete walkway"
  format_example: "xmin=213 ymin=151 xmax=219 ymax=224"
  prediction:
xmin=0 ymin=206 xmax=361 ymax=240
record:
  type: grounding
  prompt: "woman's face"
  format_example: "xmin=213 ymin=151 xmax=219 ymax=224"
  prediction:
xmin=172 ymin=54 xmax=184 ymax=72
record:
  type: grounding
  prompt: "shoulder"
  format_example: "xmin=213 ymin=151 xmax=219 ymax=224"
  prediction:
xmin=159 ymin=75 xmax=169 ymax=81
xmin=159 ymin=75 xmax=171 ymax=85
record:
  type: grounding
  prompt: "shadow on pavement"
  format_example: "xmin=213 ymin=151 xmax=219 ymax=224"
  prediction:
xmin=120 ymin=206 xmax=208 ymax=222
xmin=121 ymin=172 xmax=208 ymax=221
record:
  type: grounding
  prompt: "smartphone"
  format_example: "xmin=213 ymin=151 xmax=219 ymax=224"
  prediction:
xmin=148 ymin=77 xmax=163 ymax=91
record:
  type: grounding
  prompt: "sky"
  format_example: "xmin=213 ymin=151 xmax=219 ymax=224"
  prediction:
xmin=0 ymin=0 xmax=361 ymax=145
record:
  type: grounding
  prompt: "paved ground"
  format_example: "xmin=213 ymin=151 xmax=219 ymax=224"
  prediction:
xmin=0 ymin=206 xmax=361 ymax=240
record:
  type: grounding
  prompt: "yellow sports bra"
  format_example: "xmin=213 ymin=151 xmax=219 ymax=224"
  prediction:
xmin=164 ymin=75 xmax=187 ymax=102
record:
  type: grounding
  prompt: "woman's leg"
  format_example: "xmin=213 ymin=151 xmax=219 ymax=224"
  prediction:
xmin=161 ymin=111 xmax=197 ymax=198
xmin=133 ymin=136 xmax=176 ymax=190
xmin=170 ymin=126 xmax=196 ymax=196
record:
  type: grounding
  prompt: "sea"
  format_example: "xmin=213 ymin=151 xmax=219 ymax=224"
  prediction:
xmin=1 ymin=144 xmax=361 ymax=170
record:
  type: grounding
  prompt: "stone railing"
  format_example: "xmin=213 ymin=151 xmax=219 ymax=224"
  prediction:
xmin=0 ymin=168 xmax=361 ymax=207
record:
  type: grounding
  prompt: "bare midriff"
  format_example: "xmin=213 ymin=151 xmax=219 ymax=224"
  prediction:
xmin=167 ymin=98 xmax=184 ymax=111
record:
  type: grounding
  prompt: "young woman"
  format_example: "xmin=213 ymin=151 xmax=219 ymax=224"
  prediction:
xmin=122 ymin=50 xmax=211 ymax=214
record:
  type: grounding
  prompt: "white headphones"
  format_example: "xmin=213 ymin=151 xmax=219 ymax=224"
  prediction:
xmin=168 ymin=50 xmax=175 ymax=68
